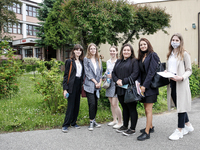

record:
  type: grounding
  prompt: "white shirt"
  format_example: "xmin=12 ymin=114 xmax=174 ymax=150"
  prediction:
xmin=75 ymin=61 xmax=82 ymax=77
xmin=93 ymin=62 xmax=97 ymax=75
xmin=168 ymin=51 xmax=177 ymax=74
xmin=106 ymin=59 xmax=117 ymax=74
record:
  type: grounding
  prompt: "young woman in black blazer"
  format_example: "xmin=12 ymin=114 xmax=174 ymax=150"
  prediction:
xmin=62 ymin=44 xmax=84 ymax=133
xmin=137 ymin=38 xmax=160 ymax=141
xmin=112 ymin=44 xmax=139 ymax=136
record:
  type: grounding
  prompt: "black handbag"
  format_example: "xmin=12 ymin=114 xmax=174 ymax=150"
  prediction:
xmin=151 ymin=62 xmax=170 ymax=88
xmin=124 ymin=77 xmax=142 ymax=103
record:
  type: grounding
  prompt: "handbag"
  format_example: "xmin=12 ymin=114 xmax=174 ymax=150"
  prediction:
xmin=151 ymin=62 xmax=170 ymax=88
xmin=102 ymin=79 xmax=111 ymax=89
xmin=81 ymin=77 xmax=87 ymax=97
xmin=124 ymin=77 xmax=142 ymax=103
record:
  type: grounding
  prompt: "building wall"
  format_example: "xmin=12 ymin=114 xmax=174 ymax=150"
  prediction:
xmin=99 ymin=0 xmax=200 ymax=64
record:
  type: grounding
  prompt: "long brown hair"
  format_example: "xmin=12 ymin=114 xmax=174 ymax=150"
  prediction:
xmin=167 ymin=33 xmax=185 ymax=60
xmin=119 ymin=43 xmax=135 ymax=60
xmin=109 ymin=45 xmax=118 ymax=59
xmin=138 ymin=38 xmax=154 ymax=60
xmin=70 ymin=44 xmax=84 ymax=61
xmin=86 ymin=43 xmax=101 ymax=69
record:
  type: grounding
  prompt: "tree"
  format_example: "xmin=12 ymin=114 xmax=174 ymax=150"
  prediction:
xmin=0 ymin=0 xmax=21 ymax=40
xmin=36 ymin=0 xmax=57 ymax=48
xmin=122 ymin=4 xmax=171 ymax=45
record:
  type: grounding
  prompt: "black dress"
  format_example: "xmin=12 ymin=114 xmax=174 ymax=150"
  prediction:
xmin=139 ymin=60 xmax=157 ymax=103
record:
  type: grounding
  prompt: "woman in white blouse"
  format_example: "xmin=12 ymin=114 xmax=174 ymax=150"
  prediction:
xmin=103 ymin=46 xmax=123 ymax=129
xmin=166 ymin=33 xmax=194 ymax=140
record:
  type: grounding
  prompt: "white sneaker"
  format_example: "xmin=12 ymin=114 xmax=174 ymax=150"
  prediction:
xmin=182 ymin=128 xmax=189 ymax=135
xmin=169 ymin=129 xmax=183 ymax=140
xmin=113 ymin=123 xmax=123 ymax=129
xmin=108 ymin=121 xmax=117 ymax=126
xmin=185 ymin=124 xmax=194 ymax=132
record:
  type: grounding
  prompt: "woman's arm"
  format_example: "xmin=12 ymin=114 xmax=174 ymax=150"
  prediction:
xmin=182 ymin=51 xmax=192 ymax=80
xmin=63 ymin=59 xmax=71 ymax=91
xmin=143 ymin=52 xmax=160 ymax=89
xmin=112 ymin=60 xmax=120 ymax=83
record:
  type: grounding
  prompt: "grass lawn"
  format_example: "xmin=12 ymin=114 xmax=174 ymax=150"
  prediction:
xmin=0 ymin=74 xmax=168 ymax=133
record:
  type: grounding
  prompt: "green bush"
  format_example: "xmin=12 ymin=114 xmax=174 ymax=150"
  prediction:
xmin=102 ymin=61 xmax=107 ymax=73
xmin=0 ymin=41 xmax=24 ymax=99
xmin=31 ymin=59 xmax=67 ymax=113
xmin=99 ymin=88 xmax=110 ymax=108
xmin=189 ymin=63 xmax=200 ymax=97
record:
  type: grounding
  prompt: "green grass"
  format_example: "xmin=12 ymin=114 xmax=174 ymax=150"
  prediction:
xmin=0 ymin=74 xmax=168 ymax=133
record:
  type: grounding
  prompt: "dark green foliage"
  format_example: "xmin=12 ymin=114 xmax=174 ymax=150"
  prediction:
xmin=99 ymin=88 xmax=110 ymax=108
xmin=189 ymin=64 xmax=200 ymax=97
xmin=102 ymin=61 xmax=107 ymax=73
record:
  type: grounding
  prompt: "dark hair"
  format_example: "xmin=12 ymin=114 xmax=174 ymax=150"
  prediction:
xmin=138 ymin=38 xmax=154 ymax=60
xmin=70 ymin=44 xmax=84 ymax=61
xmin=119 ymin=43 xmax=135 ymax=60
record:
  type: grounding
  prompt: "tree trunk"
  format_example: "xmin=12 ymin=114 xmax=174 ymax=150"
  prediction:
xmin=123 ymin=30 xmax=136 ymax=45
xmin=60 ymin=45 xmax=65 ymax=72
xmin=56 ymin=48 xmax=61 ymax=61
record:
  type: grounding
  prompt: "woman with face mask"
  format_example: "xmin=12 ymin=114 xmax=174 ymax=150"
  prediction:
xmin=136 ymin=38 xmax=160 ymax=141
xmin=102 ymin=46 xmax=123 ymax=129
xmin=167 ymin=33 xmax=194 ymax=140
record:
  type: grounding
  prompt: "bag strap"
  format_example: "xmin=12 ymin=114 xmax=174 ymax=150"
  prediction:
xmin=128 ymin=77 xmax=134 ymax=85
xmin=67 ymin=60 xmax=73 ymax=84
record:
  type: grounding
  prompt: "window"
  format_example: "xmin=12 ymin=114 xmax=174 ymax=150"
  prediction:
xmin=26 ymin=25 xmax=38 ymax=36
xmin=25 ymin=49 xmax=33 ymax=57
xmin=26 ymin=5 xmax=38 ymax=17
xmin=8 ymin=3 xmax=21 ymax=14
xmin=8 ymin=23 xmax=22 ymax=34
xmin=13 ymin=46 xmax=22 ymax=55
xmin=35 ymin=48 xmax=42 ymax=58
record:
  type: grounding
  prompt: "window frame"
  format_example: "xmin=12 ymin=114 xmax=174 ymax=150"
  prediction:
xmin=26 ymin=24 xmax=38 ymax=36
xmin=26 ymin=5 xmax=38 ymax=17
xmin=8 ymin=23 xmax=22 ymax=34
xmin=8 ymin=3 xmax=21 ymax=14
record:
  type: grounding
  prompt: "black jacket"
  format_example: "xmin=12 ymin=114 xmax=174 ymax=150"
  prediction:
xmin=112 ymin=57 xmax=139 ymax=96
xmin=138 ymin=52 xmax=159 ymax=96
xmin=63 ymin=59 xmax=84 ymax=94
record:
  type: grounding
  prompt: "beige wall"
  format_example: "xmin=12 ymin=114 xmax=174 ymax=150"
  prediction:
xmin=26 ymin=16 xmax=40 ymax=23
xmin=16 ymin=14 xmax=23 ymax=21
xmin=99 ymin=0 xmax=200 ymax=64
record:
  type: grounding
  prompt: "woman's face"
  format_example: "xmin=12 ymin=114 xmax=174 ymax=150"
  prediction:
xmin=74 ymin=49 xmax=82 ymax=58
xmin=110 ymin=47 xmax=117 ymax=58
xmin=171 ymin=36 xmax=180 ymax=44
xmin=140 ymin=41 xmax=148 ymax=51
xmin=122 ymin=46 xmax=132 ymax=59
xmin=89 ymin=45 xmax=96 ymax=56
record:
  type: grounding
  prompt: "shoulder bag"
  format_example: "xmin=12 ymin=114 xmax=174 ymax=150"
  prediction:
xmin=124 ymin=77 xmax=142 ymax=103
xmin=151 ymin=62 xmax=170 ymax=88
xmin=102 ymin=79 xmax=111 ymax=89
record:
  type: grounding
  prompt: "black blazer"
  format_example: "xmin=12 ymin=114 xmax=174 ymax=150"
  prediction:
xmin=138 ymin=52 xmax=159 ymax=96
xmin=112 ymin=57 xmax=139 ymax=96
xmin=63 ymin=59 xmax=84 ymax=94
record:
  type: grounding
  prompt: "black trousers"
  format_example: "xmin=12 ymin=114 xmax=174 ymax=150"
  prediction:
xmin=170 ymin=80 xmax=189 ymax=128
xmin=86 ymin=91 xmax=98 ymax=120
xmin=118 ymin=95 xmax=138 ymax=130
xmin=63 ymin=77 xmax=81 ymax=127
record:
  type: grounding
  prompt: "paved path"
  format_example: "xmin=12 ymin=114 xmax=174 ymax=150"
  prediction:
xmin=1 ymin=98 xmax=200 ymax=150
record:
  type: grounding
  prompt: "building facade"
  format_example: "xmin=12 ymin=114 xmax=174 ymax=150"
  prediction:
xmin=99 ymin=0 xmax=200 ymax=65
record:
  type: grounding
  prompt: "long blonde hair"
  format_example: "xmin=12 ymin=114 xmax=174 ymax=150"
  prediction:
xmin=86 ymin=43 xmax=101 ymax=69
xmin=167 ymin=33 xmax=185 ymax=60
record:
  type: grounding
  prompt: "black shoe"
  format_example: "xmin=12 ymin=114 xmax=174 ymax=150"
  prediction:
xmin=116 ymin=126 xmax=128 ymax=133
xmin=137 ymin=131 xmax=150 ymax=141
xmin=122 ymin=129 xmax=135 ymax=136
xmin=140 ymin=126 xmax=154 ymax=133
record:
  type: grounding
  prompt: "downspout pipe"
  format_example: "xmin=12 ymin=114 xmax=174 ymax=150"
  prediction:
xmin=198 ymin=12 xmax=200 ymax=67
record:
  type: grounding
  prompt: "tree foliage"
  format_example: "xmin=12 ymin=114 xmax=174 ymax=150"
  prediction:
xmin=36 ymin=0 xmax=57 ymax=48
xmin=0 ymin=0 xmax=21 ymax=40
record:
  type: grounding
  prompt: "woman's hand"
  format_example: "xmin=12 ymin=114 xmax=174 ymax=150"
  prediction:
xmin=63 ymin=90 xmax=68 ymax=98
xmin=107 ymin=74 xmax=112 ymax=79
xmin=102 ymin=78 xmax=106 ymax=81
xmin=170 ymin=76 xmax=183 ymax=81
xmin=140 ymin=86 xmax=145 ymax=93
xmin=96 ymin=82 xmax=101 ymax=89
xmin=116 ymin=79 xmax=123 ymax=86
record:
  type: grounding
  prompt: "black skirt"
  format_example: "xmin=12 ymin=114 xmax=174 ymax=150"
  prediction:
xmin=140 ymin=94 xmax=157 ymax=103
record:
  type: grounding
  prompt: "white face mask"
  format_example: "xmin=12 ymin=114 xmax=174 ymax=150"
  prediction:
xmin=171 ymin=41 xmax=180 ymax=49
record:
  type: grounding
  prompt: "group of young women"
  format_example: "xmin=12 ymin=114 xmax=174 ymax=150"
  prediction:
xmin=62 ymin=33 xmax=194 ymax=141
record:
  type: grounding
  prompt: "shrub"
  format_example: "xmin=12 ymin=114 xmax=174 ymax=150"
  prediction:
xmin=31 ymin=59 xmax=67 ymax=113
xmin=99 ymin=88 xmax=110 ymax=108
xmin=23 ymin=57 xmax=40 ymax=73
xmin=189 ymin=63 xmax=200 ymax=97
xmin=102 ymin=61 xmax=107 ymax=73
xmin=0 ymin=41 xmax=24 ymax=99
